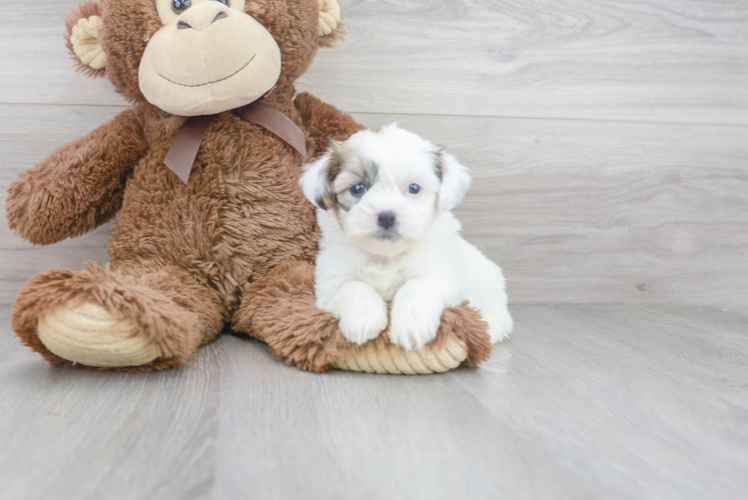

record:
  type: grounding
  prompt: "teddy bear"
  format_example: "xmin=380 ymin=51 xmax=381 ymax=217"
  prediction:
xmin=6 ymin=0 xmax=492 ymax=374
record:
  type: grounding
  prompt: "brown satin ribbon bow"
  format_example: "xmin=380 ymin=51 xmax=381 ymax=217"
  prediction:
xmin=163 ymin=100 xmax=308 ymax=184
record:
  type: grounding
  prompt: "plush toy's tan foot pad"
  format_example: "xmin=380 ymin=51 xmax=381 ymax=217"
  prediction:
xmin=234 ymin=261 xmax=493 ymax=374
xmin=332 ymin=331 xmax=468 ymax=374
xmin=37 ymin=302 xmax=159 ymax=368
xmin=11 ymin=264 xmax=206 ymax=372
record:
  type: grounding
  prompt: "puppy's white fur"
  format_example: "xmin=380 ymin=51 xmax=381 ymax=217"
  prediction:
xmin=300 ymin=124 xmax=513 ymax=350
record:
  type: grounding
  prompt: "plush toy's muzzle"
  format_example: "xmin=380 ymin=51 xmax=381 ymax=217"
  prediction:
xmin=139 ymin=0 xmax=282 ymax=116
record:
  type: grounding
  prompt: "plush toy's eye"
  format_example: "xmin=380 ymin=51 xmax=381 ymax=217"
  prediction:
xmin=173 ymin=0 xmax=191 ymax=12
xmin=350 ymin=183 xmax=367 ymax=197
xmin=408 ymin=183 xmax=421 ymax=194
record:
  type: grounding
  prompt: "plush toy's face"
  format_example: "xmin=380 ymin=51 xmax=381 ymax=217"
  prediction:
xmin=139 ymin=0 xmax=281 ymax=116
xmin=65 ymin=0 xmax=342 ymax=116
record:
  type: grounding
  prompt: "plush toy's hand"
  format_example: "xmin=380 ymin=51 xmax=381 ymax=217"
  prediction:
xmin=389 ymin=280 xmax=449 ymax=351
xmin=327 ymin=281 xmax=389 ymax=345
xmin=295 ymin=92 xmax=366 ymax=157
xmin=6 ymin=108 xmax=146 ymax=245
xmin=5 ymin=175 xmax=33 ymax=233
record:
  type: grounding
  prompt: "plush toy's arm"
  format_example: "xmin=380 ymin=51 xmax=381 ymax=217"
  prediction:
xmin=6 ymin=108 xmax=147 ymax=245
xmin=295 ymin=92 xmax=366 ymax=157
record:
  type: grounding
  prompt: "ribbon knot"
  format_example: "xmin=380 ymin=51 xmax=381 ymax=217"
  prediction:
xmin=163 ymin=100 xmax=308 ymax=184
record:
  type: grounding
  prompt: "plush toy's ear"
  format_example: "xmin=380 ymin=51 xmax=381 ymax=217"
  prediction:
xmin=300 ymin=152 xmax=335 ymax=210
xmin=438 ymin=150 xmax=472 ymax=211
xmin=318 ymin=0 xmax=344 ymax=48
xmin=64 ymin=1 xmax=106 ymax=77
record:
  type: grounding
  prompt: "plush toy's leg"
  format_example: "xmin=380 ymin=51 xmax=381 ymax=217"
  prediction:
xmin=232 ymin=261 xmax=343 ymax=371
xmin=11 ymin=261 xmax=223 ymax=372
xmin=231 ymin=261 xmax=493 ymax=374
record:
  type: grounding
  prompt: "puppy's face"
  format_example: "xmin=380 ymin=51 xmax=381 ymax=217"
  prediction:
xmin=300 ymin=124 xmax=471 ymax=257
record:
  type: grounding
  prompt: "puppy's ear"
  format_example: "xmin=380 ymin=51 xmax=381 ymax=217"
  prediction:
xmin=438 ymin=151 xmax=472 ymax=210
xmin=300 ymin=153 xmax=334 ymax=210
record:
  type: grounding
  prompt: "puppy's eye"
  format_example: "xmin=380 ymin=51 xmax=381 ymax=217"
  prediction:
xmin=408 ymin=183 xmax=421 ymax=194
xmin=350 ymin=183 xmax=368 ymax=197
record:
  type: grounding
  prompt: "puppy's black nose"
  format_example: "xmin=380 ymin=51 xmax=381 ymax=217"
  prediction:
xmin=377 ymin=211 xmax=396 ymax=230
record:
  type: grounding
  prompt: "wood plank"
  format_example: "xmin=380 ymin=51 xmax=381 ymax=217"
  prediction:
xmin=3 ymin=103 xmax=746 ymax=304
xmin=358 ymin=113 xmax=748 ymax=305
xmin=301 ymin=0 xmax=748 ymax=124
xmin=3 ymin=0 xmax=747 ymax=124
xmin=0 ymin=104 xmax=122 ymax=303
xmin=0 ymin=304 xmax=604 ymax=500
xmin=213 ymin=335 xmax=604 ymax=500
xmin=0 ymin=1 xmax=127 ymax=108
xmin=449 ymin=304 xmax=748 ymax=500
xmin=1 ymin=304 xmax=746 ymax=499
xmin=640 ymin=304 xmax=748 ymax=337
xmin=0 ymin=306 xmax=220 ymax=500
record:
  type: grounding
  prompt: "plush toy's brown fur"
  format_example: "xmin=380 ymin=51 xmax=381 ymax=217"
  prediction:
xmin=7 ymin=0 xmax=491 ymax=372
xmin=234 ymin=261 xmax=493 ymax=372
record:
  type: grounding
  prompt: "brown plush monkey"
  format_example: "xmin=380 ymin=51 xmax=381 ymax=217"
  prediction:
xmin=6 ymin=0 xmax=491 ymax=373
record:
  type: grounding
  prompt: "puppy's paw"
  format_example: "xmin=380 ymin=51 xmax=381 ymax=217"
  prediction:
xmin=389 ymin=289 xmax=445 ymax=351
xmin=330 ymin=283 xmax=389 ymax=345
xmin=481 ymin=303 xmax=514 ymax=344
xmin=339 ymin=302 xmax=389 ymax=346
xmin=487 ymin=313 xmax=514 ymax=344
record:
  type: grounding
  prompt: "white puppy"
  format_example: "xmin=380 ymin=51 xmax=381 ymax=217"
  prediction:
xmin=299 ymin=124 xmax=513 ymax=350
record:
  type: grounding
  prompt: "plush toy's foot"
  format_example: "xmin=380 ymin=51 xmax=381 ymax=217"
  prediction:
xmin=331 ymin=331 xmax=468 ymax=374
xmin=12 ymin=262 xmax=223 ymax=372
xmin=233 ymin=261 xmax=493 ymax=374
xmin=37 ymin=302 xmax=159 ymax=368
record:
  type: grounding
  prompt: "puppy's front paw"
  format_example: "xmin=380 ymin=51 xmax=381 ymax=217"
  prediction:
xmin=330 ymin=283 xmax=389 ymax=345
xmin=339 ymin=302 xmax=389 ymax=346
xmin=389 ymin=289 xmax=445 ymax=351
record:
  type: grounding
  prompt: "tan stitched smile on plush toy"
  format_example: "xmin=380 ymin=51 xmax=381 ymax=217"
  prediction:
xmin=7 ymin=0 xmax=492 ymax=375
xmin=139 ymin=0 xmax=282 ymax=116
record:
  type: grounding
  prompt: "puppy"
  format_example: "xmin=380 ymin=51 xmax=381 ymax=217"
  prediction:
xmin=299 ymin=124 xmax=513 ymax=350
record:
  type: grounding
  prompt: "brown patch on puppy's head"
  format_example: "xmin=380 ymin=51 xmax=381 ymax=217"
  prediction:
xmin=329 ymin=151 xmax=379 ymax=214
xmin=300 ymin=138 xmax=380 ymax=214
xmin=317 ymin=150 xmax=343 ymax=211
xmin=432 ymin=150 xmax=444 ymax=181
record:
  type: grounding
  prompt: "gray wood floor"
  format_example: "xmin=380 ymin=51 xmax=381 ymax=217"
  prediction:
xmin=1 ymin=0 xmax=747 ymax=498
xmin=1 ymin=304 xmax=746 ymax=500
